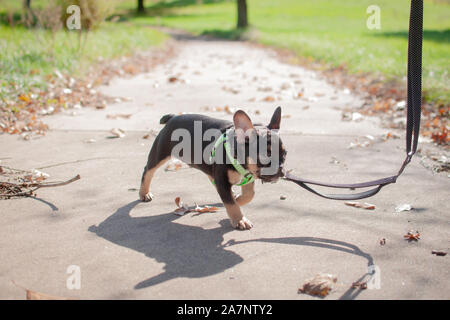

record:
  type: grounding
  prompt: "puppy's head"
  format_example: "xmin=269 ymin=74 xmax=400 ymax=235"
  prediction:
xmin=231 ymin=106 xmax=287 ymax=183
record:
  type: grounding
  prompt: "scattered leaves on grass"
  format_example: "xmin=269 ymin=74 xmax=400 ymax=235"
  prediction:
xmin=404 ymin=231 xmax=420 ymax=242
xmin=272 ymin=44 xmax=449 ymax=147
xmin=344 ymin=201 xmax=376 ymax=210
xmin=0 ymin=44 xmax=175 ymax=139
xmin=298 ymin=273 xmax=337 ymax=297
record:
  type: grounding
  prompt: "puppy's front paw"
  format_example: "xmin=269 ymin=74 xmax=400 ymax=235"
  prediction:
xmin=140 ymin=192 xmax=154 ymax=202
xmin=232 ymin=216 xmax=253 ymax=230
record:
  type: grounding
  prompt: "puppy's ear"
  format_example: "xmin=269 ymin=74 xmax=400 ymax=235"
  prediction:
xmin=233 ymin=110 xmax=254 ymax=143
xmin=268 ymin=106 xmax=282 ymax=130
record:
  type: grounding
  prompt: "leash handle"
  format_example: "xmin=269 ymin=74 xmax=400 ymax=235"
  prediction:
xmin=283 ymin=0 xmax=423 ymax=201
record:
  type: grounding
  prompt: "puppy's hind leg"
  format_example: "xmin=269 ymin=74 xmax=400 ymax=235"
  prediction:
xmin=139 ymin=139 xmax=170 ymax=202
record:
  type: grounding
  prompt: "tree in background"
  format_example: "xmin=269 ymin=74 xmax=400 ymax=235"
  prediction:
xmin=23 ymin=0 xmax=34 ymax=27
xmin=237 ymin=0 xmax=248 ymax=28
xmin=137 ymin=0 xmax=145 ymax=13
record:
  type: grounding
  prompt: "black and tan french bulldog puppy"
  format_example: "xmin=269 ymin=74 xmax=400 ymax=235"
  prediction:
xmin=139 ymin=107 xmax=287 ymax=230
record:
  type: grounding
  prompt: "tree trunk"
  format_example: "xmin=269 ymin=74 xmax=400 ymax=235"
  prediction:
xmin=137 ymin=0 xmax=145 ymax=13
xmin=237 ymin=0 xmax=248 ymax=28
xmin=24 ymin=0 xmax=31 ymax=9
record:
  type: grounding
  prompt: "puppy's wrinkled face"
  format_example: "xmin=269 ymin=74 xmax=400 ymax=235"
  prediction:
xmin=231 ymin=107 xmax=287 ymax=183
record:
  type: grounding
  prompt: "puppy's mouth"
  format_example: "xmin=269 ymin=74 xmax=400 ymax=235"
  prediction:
xmin=260 ymin=177 xmax=278 ymax=184
xmin=259 ymin=172 xmax=283 ymax=184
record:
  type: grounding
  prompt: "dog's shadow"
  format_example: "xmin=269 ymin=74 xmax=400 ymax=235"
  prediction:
xmin=89 ymin=200 xmax=374 ymax=299
xmin=89 ymin=200 xmax=241 ymax=290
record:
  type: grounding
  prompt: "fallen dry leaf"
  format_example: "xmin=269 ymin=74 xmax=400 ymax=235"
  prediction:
xmin=224 ymin=105 xmax=236 ymax=115
xmin=174 ymin=197 xmax=190 ymax=216
xmin=12 ymin=281 xmax=75 ymax=300
xmin=431 ymin=250 xmax=447 ymax=256
xmin=95 ymin=101 xmax=107 ymax=109
xmin=164 ymin=159 xmax=188 ymax=172
xmin=351 ymin=281 xmax=368 ymax=290
xmin=344 ymin=201 xmax=376 ymax=210
xmin=298 ymin=273 xmax=337 ymax=297
xmin=262 ymin=96 xmax=276 ymax=102
xmin=404 ymin=231 xmax=420 ymax=241
xmin=110 ymin=128 xmax=125 ymax=138
xmin=193 ymin=203 xmax=219 ymax=213
xmin=395 ymin=204 xmax=413 ymax=213
xmin=106 ymin=113 xmax=132 ymax=120
xmin=379 ymin=238 xmax=386 ymax=246
xmin=222 ymin=86 xmax=240 ymax=94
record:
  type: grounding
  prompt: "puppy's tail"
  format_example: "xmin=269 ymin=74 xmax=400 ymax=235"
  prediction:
xmin=160 ymin=114 xmax=175 ymax=125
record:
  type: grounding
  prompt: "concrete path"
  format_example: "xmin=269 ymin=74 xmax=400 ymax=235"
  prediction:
xmin=1 ymin=34 xmax=449 ymax=300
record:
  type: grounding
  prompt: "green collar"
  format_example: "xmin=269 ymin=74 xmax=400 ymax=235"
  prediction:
xmin=209 ymin=130 xmax=255 ymax=186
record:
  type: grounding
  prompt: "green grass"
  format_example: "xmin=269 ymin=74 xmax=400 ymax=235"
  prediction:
xmin=116 ymin=0 xmax=450 ymax=104
xmin=0 ymin=2 xmax=167 ymax=101
xmin=1 ymin=0 xmax=448 ymax=105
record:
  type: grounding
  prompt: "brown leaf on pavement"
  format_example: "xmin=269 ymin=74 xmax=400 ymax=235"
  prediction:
xmin=351 ymin=281 xmax=368 ymax=290
xmin=262 ymin=96 xmax=275 ymax=102
xmin=174 ymin=197 xmax=190 ymax=216
xmin=12 ymin=281 xmax=75 ymax=300
xmin=431 ymin=250 xmax=447 ymax=256
xmin=106 ymin=113 xmax=132 ymax=119
xmin=344 ymin=201 xmax=376 ymax=210
xmin=193 ymin=203 xmax=219 ymax=213
xmin=298 ymin=273 xmax=337 ymax=297
xmin=110 ymin=128 xmax=125 ymax=138
xmin=404 ymin=231 xmax=420 ymax=241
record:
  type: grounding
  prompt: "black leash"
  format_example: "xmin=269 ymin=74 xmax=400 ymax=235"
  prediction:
xmin=283 ymin=0 xmax=423 ymax=200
